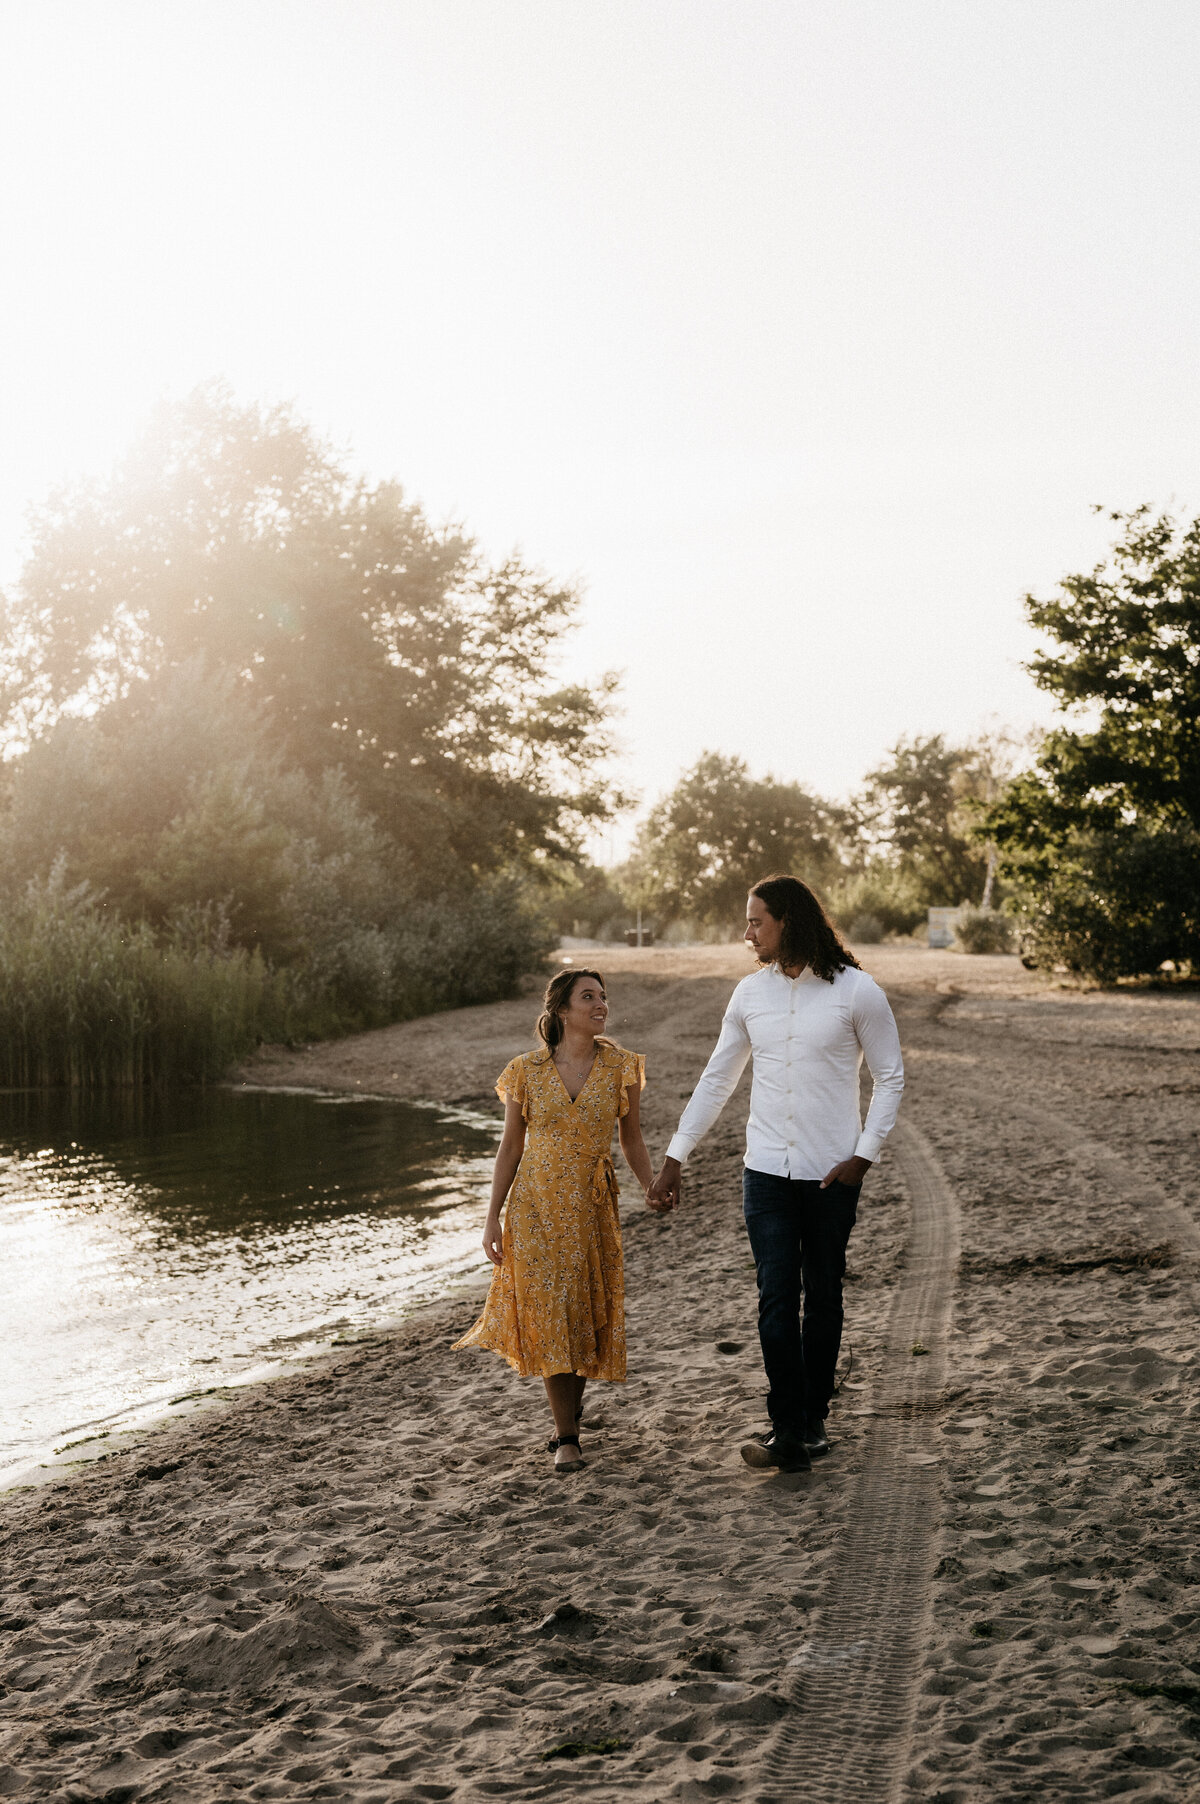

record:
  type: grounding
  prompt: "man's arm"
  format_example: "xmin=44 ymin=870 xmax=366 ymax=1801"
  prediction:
xmin=819 ymin=978 xmax=904 ymax=1189
xmin=648 ymin=996 xmax=752 ymax=1206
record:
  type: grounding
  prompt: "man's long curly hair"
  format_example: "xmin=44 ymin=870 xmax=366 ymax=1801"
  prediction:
xmin=750 ymin=874 xmax=860 ymax=983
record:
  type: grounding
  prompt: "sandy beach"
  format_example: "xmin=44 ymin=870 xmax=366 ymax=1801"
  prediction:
xmin=2 ymin=943 xmax=1199 ymax=1801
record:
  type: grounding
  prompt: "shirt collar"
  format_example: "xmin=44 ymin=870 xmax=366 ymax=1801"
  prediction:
xmin=768 ymin=961 xmax=815 ymax=985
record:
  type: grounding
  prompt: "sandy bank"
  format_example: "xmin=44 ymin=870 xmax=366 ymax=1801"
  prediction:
xmin=2 ymin=945 xmax=1198 ymax=1800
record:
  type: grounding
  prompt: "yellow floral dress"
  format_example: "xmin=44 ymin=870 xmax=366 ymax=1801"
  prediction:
xmin=453 ymin=1042 xmax=645 ymax=1381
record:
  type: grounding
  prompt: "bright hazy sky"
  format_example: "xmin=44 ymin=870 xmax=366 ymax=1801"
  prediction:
xmin=3 ymin=1 xmax=1199 ymax=851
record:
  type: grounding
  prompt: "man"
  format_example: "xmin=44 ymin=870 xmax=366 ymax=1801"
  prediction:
xmin=649 ymin=873 xmax=904 ymax=1473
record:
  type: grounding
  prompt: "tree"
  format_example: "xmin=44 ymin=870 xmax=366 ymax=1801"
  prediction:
xmin=0 ymin=383 xmax=621 ymax=883
xmin=543 ymin=861 xmax=631 ymax=941
xmin=990 ymin=507 xmax=1200 ymax=855
xmin=952 ymin=725 xmax=1033 ymax=908
xmin=626 ymin=752 xmax=849 ymax=932
xmin=985 ymin=507 xmax=1200 ymax=978
xmin=856 ymin=734 xmax=989 ymax=907
xmin=0 ymin=388 xmax=610 ymax=1057
xmin=0 ymin=664 xmax=394 ymax=968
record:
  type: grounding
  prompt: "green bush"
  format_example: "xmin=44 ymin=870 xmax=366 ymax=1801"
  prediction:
xmin=0 ymin=676 xmax=557 ymax=1067
xmin=955 ymin=907 xmax=1015 ymax=955
xmin=828 ymin=870 xmax=925 ymax=940
xmin=0 ymin=866 xmax=554 ymax=1087
xmin=1013 ymin=828 xmax=1200 ymax=980
xmin=847 ymin=913 xmax=884 ymax=944
xmin=291 ymin=875 xmax=557 ymax=1033
xmin=389 ymin=878 xmax=556 ymax=1016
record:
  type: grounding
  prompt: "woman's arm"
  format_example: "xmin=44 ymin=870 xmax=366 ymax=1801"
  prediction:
xmin=483 ymin=1096 xmax=526 ymax=1265
xmin=617 ymin=1082 xmax=656 ymax=1197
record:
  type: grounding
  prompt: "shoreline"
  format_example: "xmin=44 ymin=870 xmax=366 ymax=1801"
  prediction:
xmin=3 ymin=945 xmax=1199 ymax=1800
xmin=0 ymin=1267 xmax=496 ymax=1499
xmin=0 ymin=1082 xmax=505 ymax=1499
xmin=5 ymin=1155 xmax=659 ymax=1501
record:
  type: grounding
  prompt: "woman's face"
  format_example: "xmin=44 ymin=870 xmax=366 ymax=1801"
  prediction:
xmin=562 ymin=974 xmax=608 ymax=1039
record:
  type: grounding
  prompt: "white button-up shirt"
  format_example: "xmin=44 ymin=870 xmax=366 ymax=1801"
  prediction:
xmin=666 ymin=962 xmax=904 ymax=1181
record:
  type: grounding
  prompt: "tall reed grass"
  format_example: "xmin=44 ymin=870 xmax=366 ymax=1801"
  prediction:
xmin=0 ymin=875 xmax=289 ymax=1087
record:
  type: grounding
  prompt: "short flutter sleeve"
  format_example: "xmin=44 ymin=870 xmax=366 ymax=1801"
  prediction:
xmin=496 ymin=1055 xmax=529 ymax=1118
xmin=617 ymin=1049 xmax=646 ymax=1119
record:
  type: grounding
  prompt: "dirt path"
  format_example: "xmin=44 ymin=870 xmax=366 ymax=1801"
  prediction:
xmin=1 ymin=945 xmax=1197 ymax=1802
xmin=758 ymin=1119 xmax=961 ymax=1804
xmin=884 ymin=953 xmax=1200 ymax=1802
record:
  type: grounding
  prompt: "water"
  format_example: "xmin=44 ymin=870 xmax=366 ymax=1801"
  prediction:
xmin=0 ymin=1086 xmax=499 ymax=1486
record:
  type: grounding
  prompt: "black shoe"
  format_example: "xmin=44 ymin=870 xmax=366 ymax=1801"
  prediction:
xmin=801 ymin=1421 xmax=831 ymax=1457
xmin=740 ymin=1430 xmax=811 ymax=1473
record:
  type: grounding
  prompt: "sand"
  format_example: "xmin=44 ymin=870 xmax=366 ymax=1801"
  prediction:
xmin=1 ymin=943 xmax=1198 ymax=1801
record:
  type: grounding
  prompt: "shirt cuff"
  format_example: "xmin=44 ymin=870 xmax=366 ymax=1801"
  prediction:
xmin=853 ymin=1131 xmax=883 ymax=1163
xmin=666 ymin=1132 xmax=694 ymax=1164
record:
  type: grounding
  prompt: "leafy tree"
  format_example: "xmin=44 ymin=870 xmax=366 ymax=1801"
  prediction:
xmin=0 ymin=388 xmax=609 ymax=1066
xmin=989 ymin=508 xmax=1200 ymax=858
xmin=0 ymin=662 xmax=395 ymax=978
xmin=0 ymin=383 xmax=620 ymax=882
xmin=985 ymin=508 xmax=1200 ymax=978
xmin=823 ymin=867 xmax=926 ymax=940
xmin=856 ymin=734 xmax=989 ymax=907
xmin=626 ymin=752 xmax=849 ymax=932
xmin=544 ymin=861 xmax=631 ymax=941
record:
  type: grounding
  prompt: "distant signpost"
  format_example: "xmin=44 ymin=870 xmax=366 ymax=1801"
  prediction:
xmin=625 ymin=908 xmax=654 ymax=948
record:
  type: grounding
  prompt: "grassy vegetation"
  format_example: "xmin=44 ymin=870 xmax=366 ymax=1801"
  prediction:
xmin=0 ymin=868 xmax=555 ymax=1089
xmin=0 ymin=876 xmax=289 ymax=1087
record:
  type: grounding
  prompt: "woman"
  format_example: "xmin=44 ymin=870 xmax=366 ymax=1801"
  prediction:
xmin=453 ymin=967 xmax=658 ymax=1472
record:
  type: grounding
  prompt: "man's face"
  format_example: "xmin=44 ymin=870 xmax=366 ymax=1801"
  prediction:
xmin=744 ymin=893 xmax=782 ymax=964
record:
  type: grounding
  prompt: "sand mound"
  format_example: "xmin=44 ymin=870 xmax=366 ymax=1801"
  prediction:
xmin=166 ymin=1595 xmax=362 ymax=1692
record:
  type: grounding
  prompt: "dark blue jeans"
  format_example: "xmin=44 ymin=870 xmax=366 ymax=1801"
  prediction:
xmin=742 ymin=1168 xmax=859 ymax=1439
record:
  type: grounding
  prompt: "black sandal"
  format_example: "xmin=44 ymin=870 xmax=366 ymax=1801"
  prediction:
xmin=546 ymin=1433 xmax=586 ymax=1472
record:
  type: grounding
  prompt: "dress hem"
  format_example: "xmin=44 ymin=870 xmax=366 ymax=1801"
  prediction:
xmin=452 ymin=1337 xmax=626 ymax=1383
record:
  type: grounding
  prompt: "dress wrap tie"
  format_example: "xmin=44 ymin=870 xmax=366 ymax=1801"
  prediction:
xmin=592 ymin=1150 xmax=619 ymax=1211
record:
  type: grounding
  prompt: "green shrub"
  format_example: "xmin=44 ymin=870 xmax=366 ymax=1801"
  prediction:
xmin=0 ymin=866 xmax=555 ymax=1087
xmin=1013 ymin=827 xmax=1200 ymax=980
xmin=955 ymin=907 xmax=1015 ymax=955
xmin=848 ymin=913 xmax=884 ymax=944
xmin=544 ymin=862 xmax=631 ymax=941
xmin=0 ymin=677 xmax=557 ymax=1069
xmin=384 ymin=877 xmax=557 ymax=1019
xmin=828 ymin=871 xmax=925 ymax=939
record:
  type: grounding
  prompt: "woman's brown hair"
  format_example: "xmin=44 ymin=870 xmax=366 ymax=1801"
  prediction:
xmin=750 ymin=874 xmax=860 ymax=983
xmin=535 ymin=968 xmax=607 ymax=1052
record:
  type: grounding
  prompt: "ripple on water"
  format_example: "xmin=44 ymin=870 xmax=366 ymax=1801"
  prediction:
xmin=0 ymin=1085 xmax=499 ymax=1483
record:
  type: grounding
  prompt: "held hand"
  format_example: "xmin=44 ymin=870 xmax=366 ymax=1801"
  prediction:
xmin=820 ymin=1155 xmax=872 ymax=1190
xmin=482 ymin=1215 xmax=504 ymax=1265
xmin=646 ymin=1157 xmax=681 ymax=1213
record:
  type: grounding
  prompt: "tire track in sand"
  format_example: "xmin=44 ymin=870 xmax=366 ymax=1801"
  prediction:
xmin=756 ymin=1120 xmax=960 ymax=1804
xmin=971 ymin=1086 xmax=1200 ymax=1272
